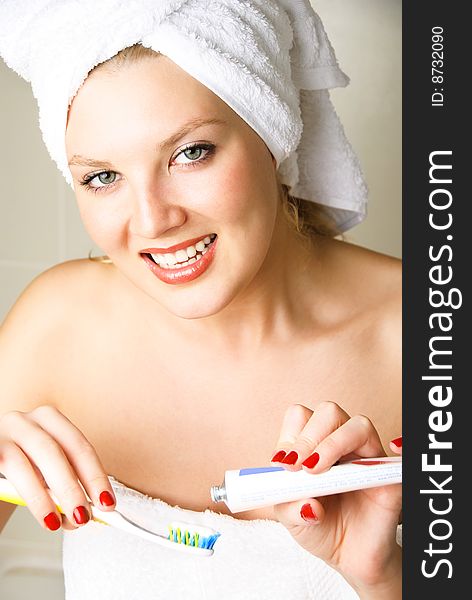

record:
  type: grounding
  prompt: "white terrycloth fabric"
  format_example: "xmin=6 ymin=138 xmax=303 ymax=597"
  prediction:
xmin=0 ymin=0 xmax=368 ymax=231
xmin=62 ymin=476 xmax=359 ymax=599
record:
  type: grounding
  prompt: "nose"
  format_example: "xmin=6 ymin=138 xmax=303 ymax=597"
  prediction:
xmin=129 ymin=184 xmax=187 ymax=239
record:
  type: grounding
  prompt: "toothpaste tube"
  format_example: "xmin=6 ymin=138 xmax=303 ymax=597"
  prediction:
xmin=210 ymin=457 xmax=402 ymax=513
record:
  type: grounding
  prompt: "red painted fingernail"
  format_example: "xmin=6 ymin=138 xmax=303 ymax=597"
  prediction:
xmin=391 ymin=436 xmax=402 ymax=448
xmin=302 ymin=452 xmax=320 ymax=469
xmin=271 ymin=450 xmax=287 ymax=463
xmin=300 ymin=503 xmax=318 ymax=522
xmin=73 ymin=505 xmax=90 ymax=525
xmin=44 ymin=512 xmax=61 ymax=531
xmin=281 ymin=451 xmax=298 ymax=465
xmin=99 ymin=491 xmax=115 ymax=507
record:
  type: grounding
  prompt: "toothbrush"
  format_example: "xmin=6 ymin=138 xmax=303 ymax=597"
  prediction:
xmin=0 ymin=474 xmax=220 ymax=556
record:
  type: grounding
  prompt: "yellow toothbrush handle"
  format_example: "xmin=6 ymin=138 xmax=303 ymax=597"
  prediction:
xmin=0 ymin=477 xmax=27 ymax=506
xmin=0 ymin=476 xmax=64 ymax=512
xmin=0 ymin=476 xmax=110 ymax=527
xmin=0 ymin=476 xmax=218 ymax=555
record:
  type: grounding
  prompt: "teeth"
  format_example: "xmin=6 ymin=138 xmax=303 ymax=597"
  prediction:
xmin=149 ymin=235 xmax=216 ymax=268
xmin=175 ymin=249 xmax=188 ymax=263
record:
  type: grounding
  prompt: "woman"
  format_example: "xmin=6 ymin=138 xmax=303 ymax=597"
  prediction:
xmin=0 ymin=1 xmax=401 ymax=598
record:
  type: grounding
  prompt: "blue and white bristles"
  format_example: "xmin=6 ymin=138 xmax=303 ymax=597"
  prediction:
xmin=90 ymin=508 xmax=221 ymax=557
xmin=168 ymin=521 xmax=221 ymax=551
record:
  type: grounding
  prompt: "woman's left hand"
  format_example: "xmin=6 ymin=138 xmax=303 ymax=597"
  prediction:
xmin=271 ymin=402 xmax=402 ymax=599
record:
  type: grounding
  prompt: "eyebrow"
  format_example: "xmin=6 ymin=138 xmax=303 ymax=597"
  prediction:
xmin=67 ymin=117 xmax=227 ymax=168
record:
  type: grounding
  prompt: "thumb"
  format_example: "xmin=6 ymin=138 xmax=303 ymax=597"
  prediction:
xmin=274 ymin=499 xmax=338 ymax=564
xmin=273 ymin=497 xmax=326 ymax=529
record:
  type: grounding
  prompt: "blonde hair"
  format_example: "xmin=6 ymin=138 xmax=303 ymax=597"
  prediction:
xmin=88 ymin=45 xmax=339 ymax=262
xmin=279 ymin=184 xmax=339 ymax=242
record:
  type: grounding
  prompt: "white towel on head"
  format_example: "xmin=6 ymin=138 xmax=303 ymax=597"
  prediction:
xmin=0 ymin=0 xmax=368 ymax=231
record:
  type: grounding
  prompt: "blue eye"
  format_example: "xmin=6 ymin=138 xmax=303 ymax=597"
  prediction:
xmin=182 ymin=147 xmax=203 ymax=161
xmin=80 ymin=170 xmax=119 ymax=193
xmin=95 ymin=172 xmax=117 ymax=185
xmin=173 ymin=143 xmax=215 ymax=166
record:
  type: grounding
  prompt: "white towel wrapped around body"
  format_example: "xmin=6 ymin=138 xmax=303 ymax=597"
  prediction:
xmin=61 ymin=476 xmax=360 ymax=599
xmin=0 ymin=0 xmax=367 ymax=231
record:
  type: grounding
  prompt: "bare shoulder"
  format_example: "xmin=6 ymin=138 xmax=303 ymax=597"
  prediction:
xmin=317 ymin=237 xmax=401 ymax=351
xmin=0 ymin=259 xmax=115 ymax=412
xmin=319 ymin=237 xmax=401 ymax=308
xmin=316 ymin=239 xmax=402 ymax=433
xmin=348 ymin=241 xmax=401 ymax=352
xmin=2 ymin=259 xmax=114 ymax=327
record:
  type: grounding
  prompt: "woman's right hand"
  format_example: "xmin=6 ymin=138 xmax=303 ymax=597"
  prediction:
xmin=0 ymin=405 xmax=115 ymax=531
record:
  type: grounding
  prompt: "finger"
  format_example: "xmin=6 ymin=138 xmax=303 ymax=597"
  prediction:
xmin=61 ymin=513 xmax=80 ymax=531
xmin=26 ymin=455 xmax=81 ymax=530
xmin=30 ymin=406 xmax=115 ymax=510
xmin=274 ymin=497 xmax=326 ymax=527
xmin=272 ymin=402 xmax=351 ymax=470
xmin=0 ymin=439 xmax=63 ymax=532
xmin=270 ymin=404 xmax=313 ymax=463
xmin=6 ymin=411 xmax=92 ymax=527
xmin=389 ymin=436 xmax=402 ymax=455
xmin=303 ymin=414 xmax=385 ymax=473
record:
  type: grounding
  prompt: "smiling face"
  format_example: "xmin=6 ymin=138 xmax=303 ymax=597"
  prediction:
xmin=66 ymin=53 xmax=283 ymax=319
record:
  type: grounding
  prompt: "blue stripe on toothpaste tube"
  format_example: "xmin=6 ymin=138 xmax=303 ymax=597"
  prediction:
xmin=210 ymin=457 xmax=402 ymax=513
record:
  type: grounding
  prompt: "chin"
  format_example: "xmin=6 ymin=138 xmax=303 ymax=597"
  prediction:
xmin=159 ymin=291 xmax=237 ymax=320
xmin=121 ymin=254 xmax=260 ymax=320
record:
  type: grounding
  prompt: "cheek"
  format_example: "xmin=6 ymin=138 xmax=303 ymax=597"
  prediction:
xmin=76 ymin=197 xmax=126 ymax=252
xmin=206 ymin=153 xmax=277 ymax=226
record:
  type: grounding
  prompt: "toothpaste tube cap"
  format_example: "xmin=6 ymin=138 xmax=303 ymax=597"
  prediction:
xmin=210 ymin=484 xmax=227 ymax=503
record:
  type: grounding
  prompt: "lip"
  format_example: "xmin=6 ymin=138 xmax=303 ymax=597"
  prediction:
xmin=141 ymin=234 xmax=213 ymax=254
xmin=142 ymin=236 xmax=218 ymax=285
